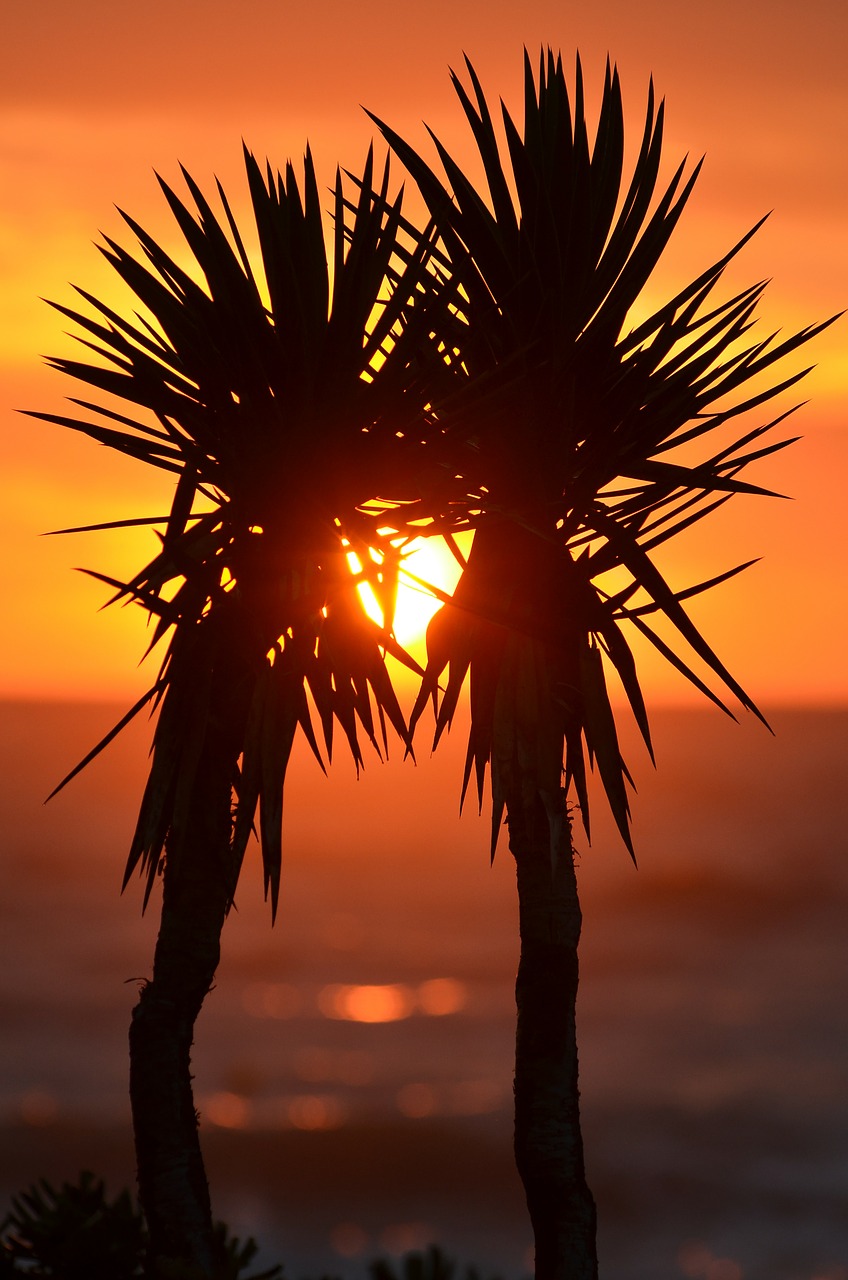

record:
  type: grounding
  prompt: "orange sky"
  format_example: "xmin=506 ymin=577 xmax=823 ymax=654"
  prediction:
xmin=2 ymin=0 xmax=846 ymax=705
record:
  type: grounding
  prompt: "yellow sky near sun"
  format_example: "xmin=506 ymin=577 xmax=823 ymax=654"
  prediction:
xmin=1 ymin=0 xmax=846 ymax=705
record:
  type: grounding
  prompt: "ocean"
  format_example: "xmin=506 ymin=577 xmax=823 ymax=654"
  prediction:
xmin=1 ymin=699 xmax=846 ymax=1279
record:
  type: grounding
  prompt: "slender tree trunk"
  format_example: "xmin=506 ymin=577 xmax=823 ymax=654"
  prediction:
xmin=509 ymin=788 xmax=598 ymax=1280
xmin=130 ymin=708 xmax=238 ymax=1278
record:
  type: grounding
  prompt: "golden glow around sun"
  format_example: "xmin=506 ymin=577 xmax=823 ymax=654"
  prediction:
xmin=346 ymin=533 xmax=470 ymax=648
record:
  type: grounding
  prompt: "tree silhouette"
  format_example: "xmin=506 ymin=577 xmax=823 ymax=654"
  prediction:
xmin=368 ymin=50 xmax=837 ymax=1278
xmin=34 ymin=50 xmax=837 ymax=1280
xmin=33 ymin=147 xmax=451 ymax=1277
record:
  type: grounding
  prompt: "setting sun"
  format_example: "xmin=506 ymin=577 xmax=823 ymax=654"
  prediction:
xmin=347 ymin=533 xmax=471 ymax=650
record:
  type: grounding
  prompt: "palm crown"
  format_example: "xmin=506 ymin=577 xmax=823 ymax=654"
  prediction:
xmin=368 ymin=50 xmax=836 ymax=855
xmin=34 ymin=145 xmax=449 ymax=913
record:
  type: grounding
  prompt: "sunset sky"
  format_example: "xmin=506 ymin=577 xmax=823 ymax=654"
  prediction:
xmin=2 ymin=0 xmax=845 ymax=705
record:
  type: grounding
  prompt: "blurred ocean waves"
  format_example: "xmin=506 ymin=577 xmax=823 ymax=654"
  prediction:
xmin=1 ymin=700 xmax=846 ymax=1278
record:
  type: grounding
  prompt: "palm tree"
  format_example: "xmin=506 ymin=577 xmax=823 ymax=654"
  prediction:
xmin=32 ymin=145 xmax=451 ymax=1277
xmin=368 ymin=50 xmax=837 ymax=1278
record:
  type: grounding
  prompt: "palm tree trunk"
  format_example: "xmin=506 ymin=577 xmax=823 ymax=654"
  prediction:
xmin=129 ymin=716 xmax=236 ymax=1278
xmin=509 ymin=788 xmax=598 ymax=1280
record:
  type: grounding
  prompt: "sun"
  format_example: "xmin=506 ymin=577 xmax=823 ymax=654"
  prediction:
xmin=347 ymin=533 xmax=470 ymax=654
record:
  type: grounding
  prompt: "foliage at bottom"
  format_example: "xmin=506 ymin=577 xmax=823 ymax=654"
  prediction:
xmin=0 ymin=1173 xmax=511 ymax=1280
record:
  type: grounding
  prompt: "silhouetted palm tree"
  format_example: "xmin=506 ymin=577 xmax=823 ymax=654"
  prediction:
xmin=369 ymin=50 xmax=836 ymax=1279
xmin=33 ymin=146 xmax=450 ymax=1277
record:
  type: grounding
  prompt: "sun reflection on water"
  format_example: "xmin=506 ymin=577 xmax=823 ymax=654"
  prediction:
xmin=318 ymin=982 xmax=413 ymax=1023
xmin=316 ymin=978 xmax=468 ymax=1023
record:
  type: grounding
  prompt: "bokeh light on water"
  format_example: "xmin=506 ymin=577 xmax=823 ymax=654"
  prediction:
xmin=241 ymin=981 xmax=302 ymax=1019
xmin=319 ymin=982 xmax=413 ymax=1023
xmin=316 ymin=979 xmax=469 ymax=1023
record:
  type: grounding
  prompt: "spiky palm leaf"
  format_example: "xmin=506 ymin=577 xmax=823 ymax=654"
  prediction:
xmin=34 ymin=144 xmax=449 ymax=914
xmin=369 ymin=49 xmax=837 ymax=854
